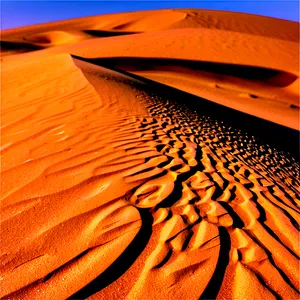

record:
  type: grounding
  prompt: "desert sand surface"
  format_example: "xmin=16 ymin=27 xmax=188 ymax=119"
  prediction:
xmin=1 ymin=9 xmax=299 ymax=300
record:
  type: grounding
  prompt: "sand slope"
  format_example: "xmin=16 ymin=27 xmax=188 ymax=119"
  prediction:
xmin=2 ymin=10 xmax=298 ymax=129
xmin=1 ymin=9 xmax=299 ymax=300
xmin=2 ymin=9 xmax=298 ymax=41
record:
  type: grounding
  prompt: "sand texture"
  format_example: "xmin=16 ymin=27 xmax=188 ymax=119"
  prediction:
xmin=1 ymin=9 xmax=299 ymax=300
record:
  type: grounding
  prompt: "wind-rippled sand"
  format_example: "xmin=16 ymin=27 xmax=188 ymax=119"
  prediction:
xmin=1 ymin=9 xmax=299 ymax=300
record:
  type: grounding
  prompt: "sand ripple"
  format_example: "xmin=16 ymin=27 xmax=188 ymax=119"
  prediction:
xmin=1 ymin=53 xmax=299 ymax=299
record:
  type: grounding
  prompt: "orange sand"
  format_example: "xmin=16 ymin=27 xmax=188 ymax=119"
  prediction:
xmin=1 ymin=9 xmax=299 ymax=300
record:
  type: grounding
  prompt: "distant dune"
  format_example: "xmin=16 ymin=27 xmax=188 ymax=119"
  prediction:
xmin=1 ymin=9 xmax=299 ymax=300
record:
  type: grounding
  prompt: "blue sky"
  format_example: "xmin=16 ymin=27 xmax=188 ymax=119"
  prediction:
xmin=1 ymin=0 xmax=299 ymax=30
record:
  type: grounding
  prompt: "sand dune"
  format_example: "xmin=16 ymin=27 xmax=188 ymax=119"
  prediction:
xmin=2 ymin=9 xmax=298 ymax=40
xmin=2 ymin=21 xmax=298 ymax=128
xmin=23 ymin=31 xmax=85 ymax=47
xmin=1 ymin=9 xmax=299 ymax=300
xmin=80 ymin=56 xmax=299 ymax=129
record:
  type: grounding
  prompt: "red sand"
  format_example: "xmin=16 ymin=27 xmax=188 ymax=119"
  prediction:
xmin=1 ymin=9 xmax=299 ymax=300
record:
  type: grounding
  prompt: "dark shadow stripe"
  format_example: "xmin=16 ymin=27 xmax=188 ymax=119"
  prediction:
xmin=83 ymin=30 xmax=140 ymax=37
xmin=69 ymin=208 xmax=153 ymax=299
xmin=74 ymin=56 xmax=297 ymax=87
xmin=199 ymin=227 xmax=231 ymax=300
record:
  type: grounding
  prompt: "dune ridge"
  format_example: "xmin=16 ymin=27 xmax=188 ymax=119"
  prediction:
xmin=2 ymin=9 xmax=298 ymax=41
xmin=1 ymin=8 xmax=299 ymax=300
xmin=2 ymin=22 xmax=298 ymax=129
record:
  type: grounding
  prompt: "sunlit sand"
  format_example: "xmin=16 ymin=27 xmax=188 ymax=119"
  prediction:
xmin=1 ymin=9 xmax=299 ymax=300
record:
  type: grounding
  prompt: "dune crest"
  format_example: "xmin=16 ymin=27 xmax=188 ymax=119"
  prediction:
xmin=1 ymin=8 xmax=299 ymax=300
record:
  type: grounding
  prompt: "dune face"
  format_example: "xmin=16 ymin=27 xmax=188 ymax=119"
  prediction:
xmin=1 ymin=9 xmax=299 ymax=300
xmin=2 ymin=9 xmax=299 ymax=129
xmin=23 ymin=31 xmax=84 ymax=46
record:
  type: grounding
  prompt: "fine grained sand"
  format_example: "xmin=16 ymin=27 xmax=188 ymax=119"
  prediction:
xmin=1 ymin=9 xmax=299 ymax=300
